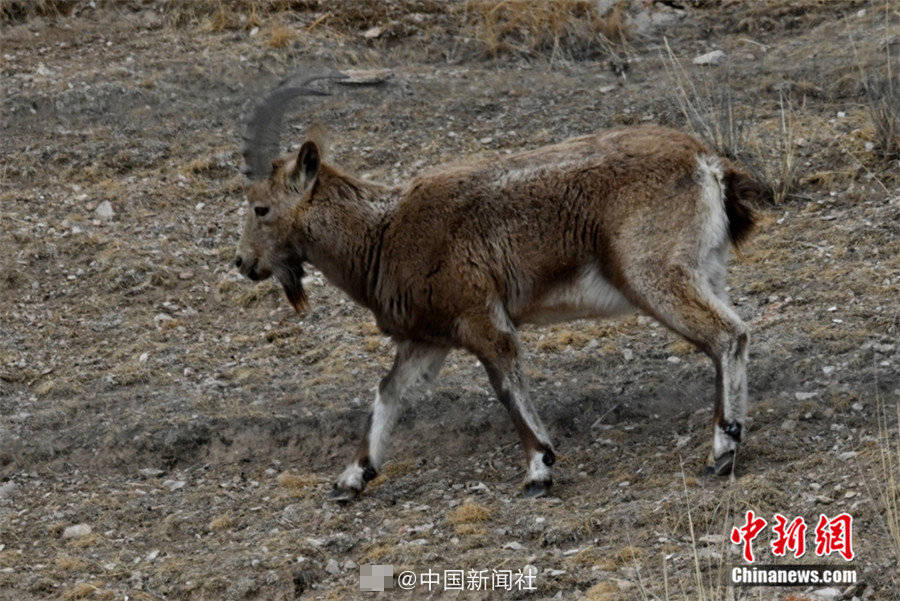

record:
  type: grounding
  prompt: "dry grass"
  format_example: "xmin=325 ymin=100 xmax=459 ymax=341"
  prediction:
xmin=663 ymin=40 xmax=806 ymax=203
xmin=447 ymin=501 xmax=492 ymax=525
xmin=875 ymin=391 xmax=900 ymax=585
xmin=744 ymin=94 xmax=805 ymax=203
xmin=276 ymin=470 xmax=318 ymax=494
xmin=0 ymin=0 xmax=74 ymax=23
xmin=60 ymin=581 xmax=102 ymax=600
xmin=463 ymin=0 xmax=628 ymax=58
xmin=861 ymin=60 xmax=899 ymax=162
xmin=267 ymin=23 xmax=294 ymax=47
xmin=208 ymin=514 xmax=234 ymax=531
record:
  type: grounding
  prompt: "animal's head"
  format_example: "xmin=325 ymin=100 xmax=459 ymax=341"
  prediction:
xmin=234 ymin=72 xmax=342 ymax=314
xmin=235 ymin=140 xmax=322 ymax=313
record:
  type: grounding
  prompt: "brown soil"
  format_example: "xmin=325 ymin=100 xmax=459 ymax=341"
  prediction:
xmin=1 ymin=1 xmax=897 ymax=600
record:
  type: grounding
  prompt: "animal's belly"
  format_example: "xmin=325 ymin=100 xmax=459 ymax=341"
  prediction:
xmin=517 ymin=266 xmax=635 ymax=325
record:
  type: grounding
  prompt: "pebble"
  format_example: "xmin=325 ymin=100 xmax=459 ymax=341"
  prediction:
xmin=325 ymin=559 xmax=340 ymax=575
xmin=138 ymin=468 xmax=163 ymax=477
xmin=838 ymin=451 xmax=857 ymax=461
xmin=795 ymin=391 xmax=818 ymax=401
xmin=0 ymin=482 xmax=18 ymax=499
xmin=504 ymin=541 xmax=527 ymax=551
xmin=62 ymin=524 xmax=92 ymax=539
xmin=693 ymin=50 xmax=726 ymax=65
xmin=95 ymin=200 xmax=114 ymax=220
xmin=698 ymin=534 xmax=726 ymax=545
xmin=812 ymin=587 xmax=842 ymax=601
xmin=162 ymin=479 xmax=185 ymax=491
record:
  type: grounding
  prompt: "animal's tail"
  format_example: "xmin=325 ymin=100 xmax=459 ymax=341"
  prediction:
xmin=723 ymin=166 xmax=768 ymax=247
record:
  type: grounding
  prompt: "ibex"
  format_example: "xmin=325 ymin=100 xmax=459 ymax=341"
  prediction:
xmin=234 ymin=73 xmax=765 ymax=500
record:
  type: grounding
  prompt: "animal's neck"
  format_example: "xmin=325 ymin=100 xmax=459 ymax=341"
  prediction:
xmin=298 ymin=166 xmax=395 ymax=308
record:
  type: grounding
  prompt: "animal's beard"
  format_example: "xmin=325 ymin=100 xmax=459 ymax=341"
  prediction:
xmin=277 ymin=261 xmax=309 ymax=316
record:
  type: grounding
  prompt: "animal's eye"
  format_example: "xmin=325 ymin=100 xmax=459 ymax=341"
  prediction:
xmin=254 ymin=206 xmax=270 ymax=217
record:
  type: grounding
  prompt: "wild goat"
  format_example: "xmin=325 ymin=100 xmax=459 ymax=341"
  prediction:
xmin=234 ymin=73 xmax=766 ymax=500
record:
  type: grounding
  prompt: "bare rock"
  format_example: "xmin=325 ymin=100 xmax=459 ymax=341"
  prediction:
xmin=325 ymin=558 xmax=341 ymax=575
xmin=693 ymin=50 xmax=726 ymax=66
xmin=62 ymin=524 xmax=92 ymax=539
xmin=812 ymin=588 xmax=842 ymax=601
xmin=95 ymin=200 xmax=114 ymax=220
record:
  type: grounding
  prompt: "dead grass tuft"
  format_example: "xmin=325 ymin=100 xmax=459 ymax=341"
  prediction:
xmin=208 ymin=514 xmax=234 ymax=531
xmin=267 ymin=23 xmax=294 ymax=47
xmin=875 ymin=391 xmax=900 ymax=572
xmin=277 ymin=471 xmax=318 ymax=494
xmin=447 ymin=501 xmax=492 ymax=525
xmin=862 ymin=68 xmax=899 ymax=162
xmin=463 ymin=0 xmax=628 ymax=58
xmin=584 ymin=580 xmax=622 ymax=601
xmin=55 ymin=554 xmax=88 ymax=572
xmin=0 ymin=0 xmax=74 ymax=23
xmin=60 ymin=581 xmax=102 ymax=600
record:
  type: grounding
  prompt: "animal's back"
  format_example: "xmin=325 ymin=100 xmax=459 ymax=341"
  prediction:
xmin=375 ymin=126 xmax=720 ymax=332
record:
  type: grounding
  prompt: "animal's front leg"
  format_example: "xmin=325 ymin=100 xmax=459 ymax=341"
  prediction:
xmin=329 ymin=342 xmax=446 ymax=502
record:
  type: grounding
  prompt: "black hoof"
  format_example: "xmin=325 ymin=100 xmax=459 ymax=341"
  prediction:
xmin=702 ymin=451 xmax=736 ymax=477
xmin=327 ymin=484 xmax=359 ymax=503
xmin=523 ymin=480 xmax=552 ymax=498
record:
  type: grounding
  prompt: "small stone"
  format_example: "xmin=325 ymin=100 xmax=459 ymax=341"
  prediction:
xmin=599 ymin=84 xmax=617 ymax=93
xmin=621 ymin=349 xmax=634 ymax=361
xmin=138 ymin=468 xmax=163 ymax=478
xmin=851 ymin=402 xmax=863 ymax=412
xmin=0 ymin=482 xmax=18 ymax=499
xmin=178 ymin=271 xmax=194 ymax=280
xmin=838 ymin=451 xmax=857 ymax=461
xmin=667 ymin=356 xmax=681 ymax=364
xmin=162 ymin=480 xmax=185 ymax=491
xmin=698 ymin=534 xmax=726 ymax=545
xmin=795 ymin=391 xmax=818 ymax=401
xmin=780 ymin=419 xmax=796 ymax=432
xmin=62 ymin=524 xmax=92 ymax=539
xmin=822 ymin=366 xmax=835 ymax=375
xmin=95 ymin=200 xmax=114 ymax=220
xmin=145 ymin=550 xmax=159 ymax=562
xmin=503 ymin=541 xmax=526 ymax=551
xmin=362 ymin=26 xmax=383 ymax=39
xmin=815 ymin=495 xmax=834 ymax=504
xmin=693 ymin=50 xmax=726 ymax=66
xmin=325 ymin=559 xmax=340 ymax=575
xmin=812 ymin=587 xmax=842 ymax=601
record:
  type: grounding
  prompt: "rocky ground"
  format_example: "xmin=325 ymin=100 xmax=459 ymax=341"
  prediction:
xmin=1 ymin=1 xmax=898 ymax=599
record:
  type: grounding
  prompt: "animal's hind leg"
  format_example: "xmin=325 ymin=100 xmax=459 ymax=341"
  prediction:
xmin=329 ymin=341 xmax=447 ymax=502
xmin=625 ymin=263 xmax=749 ymax=476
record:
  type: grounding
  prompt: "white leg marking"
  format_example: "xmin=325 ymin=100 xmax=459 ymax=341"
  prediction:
xmin=336 ymin=462 xmax=364 ymax=491
xmin=527 ymin=449 xmax=551 ymax=483
xmin=367 ymin=390 xmax=401 ymax=469
xmin=502 ymin=373 xmax=552 ymax=447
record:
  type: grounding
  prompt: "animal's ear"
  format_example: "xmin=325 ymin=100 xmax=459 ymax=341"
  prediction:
xmin=290 ymin=140 xmax=320 ymax=191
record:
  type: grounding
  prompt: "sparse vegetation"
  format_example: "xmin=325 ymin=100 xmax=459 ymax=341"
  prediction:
xmin=1 ymin=1 xmax=897 ymax=599
xmin=463 ymin=0 xmax=628 ymax=58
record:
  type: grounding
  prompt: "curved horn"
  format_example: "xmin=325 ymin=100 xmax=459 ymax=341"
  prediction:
xmin=241 ymin=71 xmax=346 ymax=180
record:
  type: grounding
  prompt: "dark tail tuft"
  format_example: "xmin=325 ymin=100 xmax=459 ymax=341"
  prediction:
xmin=723 ymin=168 xmax=767 ymax=247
